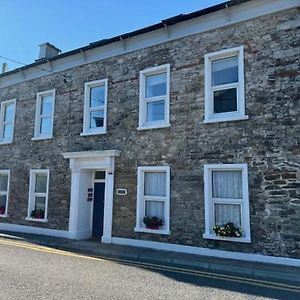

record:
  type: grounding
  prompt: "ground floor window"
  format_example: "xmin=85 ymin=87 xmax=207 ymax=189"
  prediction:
xmin=135 ymin=166 xmax=170 ymax=234
xmin=203 ymin=164 xmax=251 ymax=243
xmin=27 ymin=169 xmax=49 ymax=222
xmin=0 ymin=170 xmax=10 ymax=216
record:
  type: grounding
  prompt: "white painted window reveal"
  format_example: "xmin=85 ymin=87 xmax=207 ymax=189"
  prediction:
xmin=82 ymin=79 xmax=108 ymax=136
xmin=0 ymin=99 xmax=16 ymax=144
xmin=0 ymin=170 xmax=10 ymax=217
xmin=203 ymin=163 xmax=251 ymax=243
xmin=135 ymin=166 xmax=170 ymax=234
xmin=138 ymin=64 xmax=170 ymax=130
xmin=33 ymin=89 xmax=55 ymax=140
xmin=204 ymin=46 xmax=248 ymax=123
xmin=27 ymin=169 xmax=50 ymax=222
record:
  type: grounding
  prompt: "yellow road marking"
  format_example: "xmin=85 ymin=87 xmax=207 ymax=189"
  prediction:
xmin=0 ymin=238 xmax=299 ymax=293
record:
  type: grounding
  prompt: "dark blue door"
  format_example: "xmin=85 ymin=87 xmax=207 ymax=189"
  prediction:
xmin=92 ymin=182 xmax=105 ymax=238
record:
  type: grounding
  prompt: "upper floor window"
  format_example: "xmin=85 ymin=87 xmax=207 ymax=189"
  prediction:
xmin=33 ymin=89 xmax=55 ymax=140
xmin=138 ymin=64 xmax=170 ymax=130
xmin=0 ymin=99 xmax=16 ymax=144
xmin=81 ymin=79 xmax=108 ymax=136
xmin=204 ymin=46 xmax=248 ymax=123
xmin=203 ymin=164 xmax=251 ymax=243
xmin=0 ymin=170 xmax=10 ymax=217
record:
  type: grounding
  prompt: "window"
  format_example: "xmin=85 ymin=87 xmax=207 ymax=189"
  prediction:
xmin=33 ymin=90 xmax=55 ymax=140
xmin=135 ymin=166 xmax=170 ymax=234
xmin=203 ymin=164 xmax=251 ymax=243
xmin=204 ymin=46 xmax=248 ymax=123
xmin=27 ymin=169 xmax=49 ymax=222
xmin=0 ymin=99 xmax=16 ymax=144
xmin=82 ymin=79 xmax=108 ymax=135
xmin=138 ymin=64 xmax=170 ymax=130
xmin=0 ymin=170 xmax=10 ymax=217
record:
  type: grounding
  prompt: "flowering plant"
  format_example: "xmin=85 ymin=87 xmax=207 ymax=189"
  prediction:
xmin=0 ymin=206 xmax=5 ymax=215
xmin=143 ymin=216 xmax=164 ymax=229
xmin=31 ymin=209 xmax=45 ymax=219
xmin=213 ymin=222 xmax=242 ymax=238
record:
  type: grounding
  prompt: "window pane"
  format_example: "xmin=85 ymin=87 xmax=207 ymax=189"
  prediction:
xmin=145 ymin=200 xmax=164 ymax=220
xmin=40 ymin=117 xmax=52 ymax=135
xmin=213 ymin=88 xmax=237 ymax=113
xmin=0 ymin=174 xmax=8 ymax=192
xmin=144 ymin=172 xmax=166 ymax=197
xmin=90 ymin=86 xmax=105 ymax=107
xmin=35 ymin=174 xmax=47 ymax=193
xmin=3 ymin=124 xmax=13 ymax=140
xmin=40 ymin=95 xmax=53 ymax=115
xmin=4 ymin=103 xmax=14 ymax=122
xmin=212 ymin=56 xmax=238 ymax=86
xmin=35 ymin=196 xmax=46 ymax=211
xmin=90 ymin=110 xmax=104 ymax=128
xmin=146 ymin=73 xmax=166 ymax=97
xmin=95 ymin=171 xmax=105 ymax=180
xmin=214 ymin=203 xmax=241 ymax=226
xmin=146 ymin=100 xmax=165 ymax=122
xmin=212 ymin=170 xmax=242 ymax=199
xmin=0 ymin=195 xmax=6 ymax=213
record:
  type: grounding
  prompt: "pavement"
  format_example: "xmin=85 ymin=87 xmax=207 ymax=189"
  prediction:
xmin=0 ymin=230 xmax=299 ymax=288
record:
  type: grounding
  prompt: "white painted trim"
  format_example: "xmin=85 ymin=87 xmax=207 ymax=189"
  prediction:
xmin=110 ymin=237 xmax=300 ymax=267
xmin=139 ymin=64 xmax=170 ymax=129
xmin=0 ymin=222 xmax=70 ymax=238
xmin=136 ymin=166 xmax=170 ymax=234
xmin=1 ymin=0 xmax=298 ymax=89
xmin=25 ymin=217 xmax=48 ymax=223
xmin=33 ymin=89 xmax=56 ymax=139
xmin=0 ymin=170 xmax=10 ymax=216
xmin=62 ymin=150 xmax=120 ymax=159
xmin=0 ymin=99 xmax=16 ymax=144
xmin=82 ymin=79 xmax=108 ymax=135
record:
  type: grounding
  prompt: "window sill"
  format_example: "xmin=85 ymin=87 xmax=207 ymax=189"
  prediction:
xmin=0 ymin=214 xmax=8 ymax=218
xmin=0 ymin=140 xmax=13 ymax=145
xmin=203 ymin=233 xmax=251 ymax=243
xmin=134 ymin=227 xmax=170 ymax=235
xmin=80 ymin=130 xmax=107 ymax=136
xmin=26 ymin=217 xmax=48 ymax=223
xmin=137 ymin=123 xmax=170 ymax=131
xmin=204 ymin=114 xmax=249 ymax=124
xmin=31 ymin=136 xmax=53 ymax=141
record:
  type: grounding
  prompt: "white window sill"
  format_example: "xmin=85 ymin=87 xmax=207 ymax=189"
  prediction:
xmin=134 ymin=227 xmax=170 ymax=235
xmin=26 ymin=217 xmax=48 ymax=223
xmin=137 ymin=123 xmax=171 ymax=131
xmin=80 ymin=130 xmax=107 ymax=136
xmin=204 ymin=114 xmax=249 ymax=124
xmin=0 ymin=214 xmax=8 ymax=218
xmin=31 ymin=136 xmax=53 ymax=141
xmin=203 ymin=233 xmax=251 ymax=243
xmin=0 ymin=140 xmax=13 ymax=145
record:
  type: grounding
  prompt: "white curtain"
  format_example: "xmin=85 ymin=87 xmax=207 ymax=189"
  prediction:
xmin=144 ymin=172 xmax=166 ymax=197
xmin=212 ymin=170 xmax=242 ymax=199
xmin=215 ymin=203 xmax=241 ymax=226
xmin=145 ymin=201 xmax=164 ymax=220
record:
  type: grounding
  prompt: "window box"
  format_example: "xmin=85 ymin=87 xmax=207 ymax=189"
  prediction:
xmin=204 ymin=46 xmax=248 ymax=123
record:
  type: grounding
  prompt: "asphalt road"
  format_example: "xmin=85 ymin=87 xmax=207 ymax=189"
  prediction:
xmin=0 ymin=238 xmax=299 ymax=300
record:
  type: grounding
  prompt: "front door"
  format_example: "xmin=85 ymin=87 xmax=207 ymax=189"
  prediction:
xmin=92 ymin=182 xmax=105 ymax=238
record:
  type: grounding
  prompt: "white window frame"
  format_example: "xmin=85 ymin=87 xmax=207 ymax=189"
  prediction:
xmin=26 ymin=169 xmax=49 ymax=222
xmin=135 ymin=166 xmax=170 ymax=235
xmin=204 ymin=46 xmax=248 ymax=123
xmin=32 ymin=89 xmax=55 ymax=140
xmin=0 ymin=99 xmax=16 ymax=145
xmin=203 ymin=164 xmax=251 ymax=243
xmin=81 ymin=79 xmax=108 ymax=136
xmin=138 ymin=64 xmax=170 ymax=130
xmin=0 ymin=170 xmax=10 ymax=217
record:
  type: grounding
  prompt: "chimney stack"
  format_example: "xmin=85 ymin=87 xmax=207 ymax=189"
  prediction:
xmin=1 ymin=63 xmax=8 ymax=73
xmin=37 ymin=42 xmax=61 ymax=60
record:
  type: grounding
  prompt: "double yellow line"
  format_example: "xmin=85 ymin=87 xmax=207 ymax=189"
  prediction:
xmin=0 ymin=238 xmax=299 ymax=293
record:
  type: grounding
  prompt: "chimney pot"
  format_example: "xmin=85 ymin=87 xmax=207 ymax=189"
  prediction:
xmin=1 ymin=63 xmax=8 ymax=73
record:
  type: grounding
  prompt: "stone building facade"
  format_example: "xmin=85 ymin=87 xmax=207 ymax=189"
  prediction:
xmin=0 ymin=0 xmax=299 ymax=264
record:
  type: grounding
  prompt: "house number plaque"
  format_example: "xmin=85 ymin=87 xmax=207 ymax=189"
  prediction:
xmin=87 ymin=188 xmax=94 ymax=202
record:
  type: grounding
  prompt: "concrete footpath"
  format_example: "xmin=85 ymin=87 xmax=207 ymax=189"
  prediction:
xmin=0 ymin=230 xmax=299 ymax=287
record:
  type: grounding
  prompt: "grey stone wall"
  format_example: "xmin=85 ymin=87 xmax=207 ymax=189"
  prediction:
xmin=0 ymin=8 xmax=299 ymax=258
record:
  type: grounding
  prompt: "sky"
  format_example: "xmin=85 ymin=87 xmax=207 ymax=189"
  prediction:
xmin=0 ymin=0 xmax=226 ymax=71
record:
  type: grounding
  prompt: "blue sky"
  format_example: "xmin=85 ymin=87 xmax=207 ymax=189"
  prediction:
xmin=0 ymin=0 xmax=226 ymax=71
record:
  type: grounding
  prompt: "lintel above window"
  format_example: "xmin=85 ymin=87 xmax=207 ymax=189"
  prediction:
xmin=138 ymin=64 xmax=170 ymax=130
xmin=204 ymin=46 xmax=248 ymax=123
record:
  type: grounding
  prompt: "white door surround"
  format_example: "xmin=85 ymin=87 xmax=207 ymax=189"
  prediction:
xmin=62 ymin=150 xmax=120 ymax=242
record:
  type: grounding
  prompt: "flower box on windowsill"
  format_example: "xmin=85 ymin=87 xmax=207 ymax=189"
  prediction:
xmin=0 ymin=206 xmax=6 ymax=215
xmin=143 ymin=216 xmax=164 ymax=230
xmin=30 ymin=209 xmax=45 ymax=220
